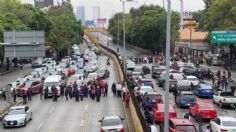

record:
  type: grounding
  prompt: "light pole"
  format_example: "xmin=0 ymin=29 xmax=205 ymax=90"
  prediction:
xmin=164 ymin=0 xmax=171 ymax=132
xmin=180 ymin=0 xmax=184 ymax=29
xmin=122 ymin=0 xmax=126 ymax=73
xmin=117 ymin=13 xmax=120 ymax=53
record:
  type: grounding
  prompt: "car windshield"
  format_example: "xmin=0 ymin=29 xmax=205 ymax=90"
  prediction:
xmin=69 ymin=76 xmax=79 ymax=80
xmin=141 ymin=88 xmax=153 ymax=92
xmin=44 ymin=82 xmax=58 ymax=87
xmin=222 ymin=121 xmax=236 ymax=127
xmin=176 ymin=125 xmax=196 ymax=131
xmin=25 ymin=81 xmax=34 ymax=87
xmin=8 ymin=108 xmax=25 ymax=115
xmin=134 ymin=68 xmax=142 ymax=72
xmin=97 ymin=70 xmax=105 ymax=73
xmin=199 ymin=104 xmax=214 ymax=109
xmin=102 ymin=118 xmax=122 ymax=126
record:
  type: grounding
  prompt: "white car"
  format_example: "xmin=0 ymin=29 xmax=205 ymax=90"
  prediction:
xmin=2 ymin=105 xmax=32 ymax=128
xmin=126 ymin=62 xmax=136 ymax=70
xmin=210 ymin=116 xmax=236 ymax=132
xmin=139 ymin=86 xmax=154 ymax=95
xmin=186 ymin=75 xmax=199 ymax=86
xmin=99 ymin=116 xmax=125 ymax=132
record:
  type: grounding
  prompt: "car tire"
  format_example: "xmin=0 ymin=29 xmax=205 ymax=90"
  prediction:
xmin=30 ymin=113 xmax=33 ymax=120
xmin=220 ymin=102 xmax=224 ymax=108
xmin=3 ymin=124 xmax=6 ymax=128
xmin=23 ymin=118 xmax=27 ymax=127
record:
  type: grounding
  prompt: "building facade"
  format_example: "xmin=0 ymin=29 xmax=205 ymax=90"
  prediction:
xmin=93 ymin=6 xmax=100 ymax=27
xmin=76 ymin=6 xmax=85 ymax=26
xmin=34 ymin=0 xmax=54 ymax=8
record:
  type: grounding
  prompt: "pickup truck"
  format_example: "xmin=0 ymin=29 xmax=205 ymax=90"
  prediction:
xmin=213 ymin=91 xmax=236 ymax=108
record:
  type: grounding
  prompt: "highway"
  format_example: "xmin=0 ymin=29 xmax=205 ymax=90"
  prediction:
xmin=96 ymin=33 xmax=236 ymax=131
xmin=0 ymin=42 xmax=128 ymax=132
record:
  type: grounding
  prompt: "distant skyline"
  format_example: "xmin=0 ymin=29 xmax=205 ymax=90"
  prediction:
xmin=21 ymin=0 xmax=205 ymax=21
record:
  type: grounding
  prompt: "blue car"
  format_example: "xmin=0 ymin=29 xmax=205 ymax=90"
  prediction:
xmin=193 ymin=84 xmax=214 ymax=98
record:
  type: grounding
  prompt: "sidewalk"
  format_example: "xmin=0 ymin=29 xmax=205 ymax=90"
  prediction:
xmin=200 ymin=64 xmax=236 ymax=83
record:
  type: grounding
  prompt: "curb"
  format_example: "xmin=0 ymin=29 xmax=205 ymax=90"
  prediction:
xmin=0 ymin=100 xmax=23 ymax=121
xmin=0 ymin=68 xmax=18 ymax=77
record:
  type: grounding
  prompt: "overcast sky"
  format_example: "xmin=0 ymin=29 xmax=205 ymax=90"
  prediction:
xmin=21 ymin=0 xmax=205 ymax=19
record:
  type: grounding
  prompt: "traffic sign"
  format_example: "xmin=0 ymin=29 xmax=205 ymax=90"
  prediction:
xmin=185 ymin=21 xmax=197 ymax=29
xmin=211 ymin=31 xmax=236 ymax=43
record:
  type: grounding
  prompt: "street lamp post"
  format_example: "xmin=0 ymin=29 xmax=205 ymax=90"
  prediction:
xmin=164 ymin=0 xmax=171 ymax=132
xmin=117 ymin=13 xmax=120 ymax=53
xmin=121 ymin=0 xmax=126 ymax=73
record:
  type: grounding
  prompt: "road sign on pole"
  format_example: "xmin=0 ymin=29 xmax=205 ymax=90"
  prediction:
xmin=211 ymin=31 xmax=236 ymax=43
xmin=185 ymin=21 xmax=197 ymax=29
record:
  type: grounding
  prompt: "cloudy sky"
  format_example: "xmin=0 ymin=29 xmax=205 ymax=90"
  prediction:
xmin=21 ymin=0 xmax=205 ymax=21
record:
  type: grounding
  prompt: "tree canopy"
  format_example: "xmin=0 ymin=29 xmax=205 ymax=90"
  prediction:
xmin=108 ymin=5 xmax=180 ymax=53
xmin=0 ymin=0 xmax=83 ymax=64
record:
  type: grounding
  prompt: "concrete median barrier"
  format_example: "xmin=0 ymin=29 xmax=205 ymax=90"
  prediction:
xmin=0 ymin=99 xmax=23 ymax=121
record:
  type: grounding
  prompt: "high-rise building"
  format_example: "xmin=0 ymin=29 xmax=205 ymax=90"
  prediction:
xmin=93 ymin=6 xmax=100 ymax=27
xmin=34 ymin=0 xmax=54 ymax=8
xmin=76 ymin=6 xmax=85 ymax=26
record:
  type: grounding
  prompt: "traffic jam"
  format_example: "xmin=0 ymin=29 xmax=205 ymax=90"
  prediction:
xmin=125 ymin=56 xmax=236 ymax=132
xmin=0 ymin=40 xmax=117 ymax=130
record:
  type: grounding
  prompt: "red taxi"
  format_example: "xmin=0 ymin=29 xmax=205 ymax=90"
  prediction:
xmin=152 ymin=104 xmax=177 ymax=123
xmin=161 ymin=118 xmax=197 ymax=132
xmin=189 ymin=101 xmax=217 ymax=120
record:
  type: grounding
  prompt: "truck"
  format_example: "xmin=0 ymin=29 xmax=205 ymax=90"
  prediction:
xmin=213 ymin=91 xmax=236 ymax=108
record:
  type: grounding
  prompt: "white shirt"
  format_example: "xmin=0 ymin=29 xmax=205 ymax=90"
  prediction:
xmin=151 ymin=125 xmax=158 ymax=132
xmin=116 ymin=84 xmax=122 ymax=90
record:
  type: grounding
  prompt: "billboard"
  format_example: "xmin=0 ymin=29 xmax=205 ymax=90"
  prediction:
xmin=86 ymin=20 xmax=94 ymax=27
xmin=183 ymin=11 xmax=193 ymax=20
xmin=97 ymin=18 xmax=106 ymax=25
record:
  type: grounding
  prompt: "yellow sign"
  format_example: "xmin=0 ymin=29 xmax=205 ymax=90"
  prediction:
xmin=185 ymin=21 xmax=197 ymax=29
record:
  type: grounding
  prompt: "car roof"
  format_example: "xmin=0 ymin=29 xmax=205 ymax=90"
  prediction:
xmin=11 ymin=105 xmax=26 ymax=109
xmin=218 ymin=116 xmax=236 ymax=121
xmin=141 ymin=86 xmax=152 ymax=89
xmin=170 ymin=118 xmax=194 ymax=126
xmin=180 ymin=91 xmax=193 ymax=94
xmin=186 ymin=75 xmax=197 ymax=79
xmin=103 ymin=116 xmax=120 ymax=120
xmin=198 ymin=84 xmax=213 ymax=89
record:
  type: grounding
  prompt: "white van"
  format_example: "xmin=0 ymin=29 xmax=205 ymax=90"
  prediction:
xmin=43 ymin=75 xmax=62 ymax=96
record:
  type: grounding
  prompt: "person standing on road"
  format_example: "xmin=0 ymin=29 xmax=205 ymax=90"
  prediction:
xmin=228 ymin=70 xmax=231 ymax=81
xmin=27 ymin=87 xmax=32 ymax=101
xmin=197 ymin=111 xmax=203 ymax=132
xmin=60 ymin=84 xmax=65 ymax=97
xmin=116 ymin=82 xmax=122 ymax=97
xmin=44 ymin=86 xmax=48 ymax=99
xmin=22 ymin=89 xmax=27 ymax=104
xmin=149 ymin=122 xmax=158 ymax=132
xmin=104 ymin=83 xmax=108 ymax=97
xmin=12 ymin=88 xmax=17 ymax=103
xmin=205 ymin=125 xmax=210 ymax=132
xmin=125 ymin=92 xmax=131 ymax=108
xmin=217 ymin=70 xmax=221 ymax=79
xmin=65 ymin=87 xmax=69 ymax=101
xmin=75 ymin=88 xmax=79 ymax=102
xmin=111 ymin=83 xmax=117 ymax=96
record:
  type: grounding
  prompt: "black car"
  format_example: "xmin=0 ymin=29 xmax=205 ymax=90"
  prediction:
xmin=151 ymin=66 xmax=165 ymax=79
xmin=142 ymin=66 xmax=150 ymax=75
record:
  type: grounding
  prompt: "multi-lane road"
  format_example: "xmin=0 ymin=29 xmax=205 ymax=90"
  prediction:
xmin=0 ymin=42 xmax=128 ymax=132
xmin=96 ymin=33 xmax=236 ymax=131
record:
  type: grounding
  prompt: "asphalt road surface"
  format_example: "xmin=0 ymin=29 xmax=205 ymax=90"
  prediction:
xmin=0 ymin=43 xmax=127 ymax=132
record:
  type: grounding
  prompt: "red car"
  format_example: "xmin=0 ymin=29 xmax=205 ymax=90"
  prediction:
xmin=152 ymin=104 xmax=177 ymax=123
xmin=17 ymin=79 xmax=43 ymax=96
xmin=189 ymin=101 xmax=217 ymax=120
xmin=163 ymin=118 xmax=197 ymax=132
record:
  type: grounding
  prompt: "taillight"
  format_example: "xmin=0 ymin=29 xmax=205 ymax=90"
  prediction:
xmin=101 ymin=128 xmax=105 ymax=132
xmin=120 ymin=128 xmax=125 ymax=132
xmin=220 ymin=129 xmax=228 ymax=132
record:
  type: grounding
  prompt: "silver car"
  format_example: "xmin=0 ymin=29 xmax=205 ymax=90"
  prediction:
xmin=2 ymin=105 xmax=32 ymax=128
xmin=99 ymin=116 xmax=125 ymax=132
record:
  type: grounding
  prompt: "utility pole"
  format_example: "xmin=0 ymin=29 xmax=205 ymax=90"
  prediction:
xmin=117 ymin=13 xmax=120 ymax=53
xmin=180 ymin=0 xmax=184 ymax=30
xmin=164 ymin=0 xmax=171 ymax=132
xmin=122 ymin=1 xmax=126 ymax=73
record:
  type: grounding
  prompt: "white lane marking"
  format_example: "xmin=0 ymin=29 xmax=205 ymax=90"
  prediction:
xmin=80 ymin=120 xmax=84 ymax=126
xmin=85 ymin=105 xmax=88 ymax=111
xmin=49 ymin=106 xmax=55 ymax=113
xmin=37 ymin=121 xmax=44 ymax=130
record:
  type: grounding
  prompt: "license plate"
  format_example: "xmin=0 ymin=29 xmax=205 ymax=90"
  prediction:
xmin=10 ymin=122 xmax=14 ymax=125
